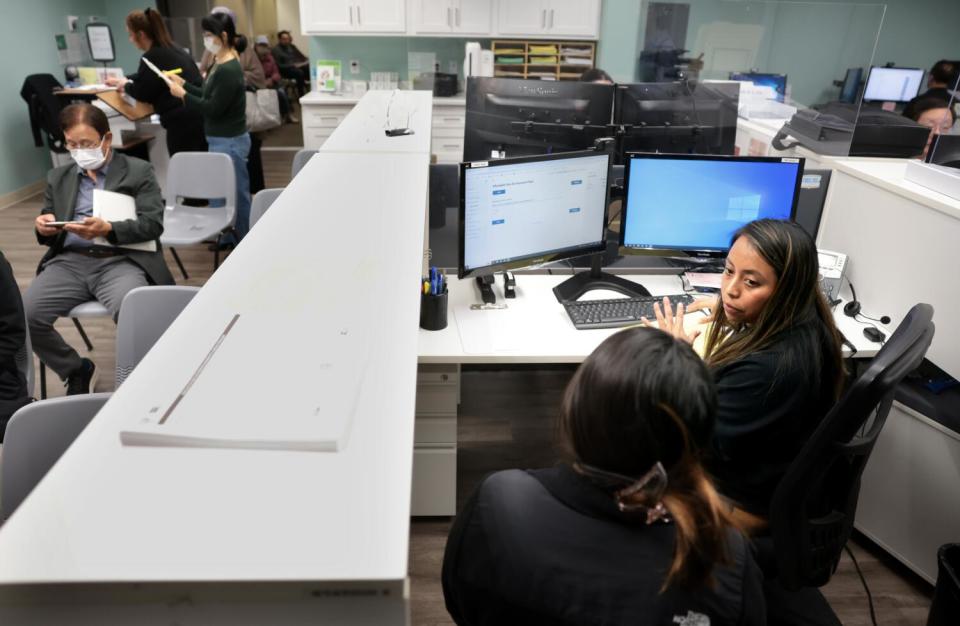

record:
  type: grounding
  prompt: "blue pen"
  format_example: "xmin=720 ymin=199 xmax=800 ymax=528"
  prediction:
xmin=438 ymin=272 xmax=444 ymax=294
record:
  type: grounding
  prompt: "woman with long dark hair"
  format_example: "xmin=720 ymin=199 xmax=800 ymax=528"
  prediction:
xmin=442 ymin=327 xmax=764 ymax=625
xmin=647 ymin=218 xmax=844 ymax=527
xmin=106 ymin=8 xmax=206 ymax=156
xmin=167 ymin=12 xmax=251 ymax=241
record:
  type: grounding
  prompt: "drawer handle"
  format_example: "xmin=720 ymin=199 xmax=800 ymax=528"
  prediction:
xmin=442 ymin=144 xmax=461 ymax=149
xmin=443 ymin=118 xmax=463 ymax=123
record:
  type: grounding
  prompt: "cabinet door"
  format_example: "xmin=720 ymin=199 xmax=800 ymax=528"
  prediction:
xmin=496 ymin=1 xmax=547 ymax=36
xmin=452 ymin=0 xmax=492 ymax=35
xmin=354 ymin=0 xmax=406 ymax=33
xmin=546 ymin=0 xmax=601 ymax=38
xmin=412 ymin=0 xmax=452 ymax=35
xmin=301 ymin=0 xmax=355 ymax=33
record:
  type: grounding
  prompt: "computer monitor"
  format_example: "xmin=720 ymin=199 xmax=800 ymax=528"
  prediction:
xmin=839 ymin=68 xmax=863 ymax=104
xmin=459 ymin=150 xmax=611 ymax=279
xmin=463 ymin=77 xmax=616 ymax=162
xmin=862 ymin=67 xmax=925 ymax=103
xmin=729 ymin=72 xmax=787 ymax=102
xmin=925 ymin=134 xmax=960 ymax=169
xmin=620 ymin=154 xmax=804 ymax=259
xmin=614 ymin=82 xmax=739 ymax=159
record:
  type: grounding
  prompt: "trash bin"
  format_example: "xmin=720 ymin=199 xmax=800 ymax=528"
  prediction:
xmin=928 ymin=544 xmax=960 ymax=626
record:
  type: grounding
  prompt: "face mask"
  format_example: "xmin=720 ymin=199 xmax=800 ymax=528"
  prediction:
xmin=203 ymin=35 xmax=222 ymax=55
xmin=69 ymin=139 xmax=107 ymax=171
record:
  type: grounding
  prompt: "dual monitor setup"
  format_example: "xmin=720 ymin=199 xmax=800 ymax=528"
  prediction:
xmin=458 ymin=149 xmax=803 ymax=324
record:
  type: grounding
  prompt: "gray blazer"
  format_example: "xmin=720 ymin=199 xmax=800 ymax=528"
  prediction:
xmin=36 ymin=153 xmax=174 ymax=286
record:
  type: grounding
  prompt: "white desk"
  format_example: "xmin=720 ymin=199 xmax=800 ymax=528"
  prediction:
xmin=0 ymin=92 xmax=433 ymax=623
xmin=413 ymin=272 xmax=881 ymax=515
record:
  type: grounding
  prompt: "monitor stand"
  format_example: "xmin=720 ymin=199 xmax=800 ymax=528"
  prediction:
xmin=552 ymin=253 xmax=651 ymax=303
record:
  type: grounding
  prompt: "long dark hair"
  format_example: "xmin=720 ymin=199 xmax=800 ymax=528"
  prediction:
xmin=560 ymin=327 xmax=738 ymax=590
xmin=201 ymin=12 xmax=238 ymax=50
xmin=703 ymin=219 xmax=844 ymax=399
xmin=126 ymin=8 xmax=175 ymax=48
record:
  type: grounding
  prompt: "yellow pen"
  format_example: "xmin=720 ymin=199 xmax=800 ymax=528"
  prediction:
xmin=423 ymin=281 xmax=430 ymax=294
xmin=163 ymin=68 xmax=183 ymax=75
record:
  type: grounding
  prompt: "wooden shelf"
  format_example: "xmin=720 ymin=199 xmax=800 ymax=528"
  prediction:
xmin=492 ymin=40 xmax=596 ymax=81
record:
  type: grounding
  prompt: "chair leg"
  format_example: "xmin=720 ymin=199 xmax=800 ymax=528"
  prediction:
xmin=213 ymin=233 xmax=221 ymax=270
xmin=170 ymin=247 xmax=189 ymax=280
xmin=72 ymin=318 xmax=94 ymax=351
xmin=40 ymin=361 xmax=47 ymax=400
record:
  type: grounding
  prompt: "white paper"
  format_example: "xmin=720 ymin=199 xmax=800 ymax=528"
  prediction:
xmin=141 ymin=56 xmax=174 ymax=86
xmin=92 ymin=189 xmax=157 ymax=252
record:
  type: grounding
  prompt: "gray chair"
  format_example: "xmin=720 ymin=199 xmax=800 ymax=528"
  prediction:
xmin=115 ymin=286 xmax=200 ymax=387
xmin=160 ymin=152 xmax=237 ymax=280
xmin=291 ymin=148 xmax=318 ymax=179
xmin=38 ymin=300 xmax=110 ymax=400
xmin=1 ymin=393 xmax=111 ymax=521
xmin=250 ymin=188 xmax=283 ymax=230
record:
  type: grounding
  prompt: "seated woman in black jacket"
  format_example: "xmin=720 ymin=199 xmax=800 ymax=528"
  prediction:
xmin=442 ymin=327 xmax=765 ymax=626
xmin=647 ymin=219 xmax=844 ymax=527
xmin=0 ymin=248 xmax=30 ymax=439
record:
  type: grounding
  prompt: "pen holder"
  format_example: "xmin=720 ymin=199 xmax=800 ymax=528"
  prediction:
xmin=420 ymin=290 xmax=448 ymax=331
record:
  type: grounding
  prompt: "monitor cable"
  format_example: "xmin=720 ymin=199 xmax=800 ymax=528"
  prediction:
xmin=844 ymin=543 xmax=879 ymax=626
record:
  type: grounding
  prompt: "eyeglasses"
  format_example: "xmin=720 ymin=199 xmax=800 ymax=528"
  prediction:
xmin=65 ymin=138 xmax=103 ymax=151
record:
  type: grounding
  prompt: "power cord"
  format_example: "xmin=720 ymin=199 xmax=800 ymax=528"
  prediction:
xmin=843 ymin=544 xmax=878 ymax=626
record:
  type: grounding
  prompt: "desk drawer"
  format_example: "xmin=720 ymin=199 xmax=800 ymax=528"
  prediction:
xmin=432 ymin=125 xmax=464 ymax=139
xmin=415 ymin=414 xmax=456 ymax=444
xmin=302 ymin=106 xmax=353 ymax=128
xmin=417 ymin=364 xmax=459 ymax=386
xmin=432 ymin=138 xmax=464 ymax=157
xmin=302 ymin=128 xmax=334 ymax=150
xmin=415 ymin=384 xmax=458 ymax=416
xmin=432 ymin=111 xmax=466 ymax=128
xmin=412 ymin=446 xmax=456 ymax=516
xmin=434 ymin=151 xmax=464 ymax=164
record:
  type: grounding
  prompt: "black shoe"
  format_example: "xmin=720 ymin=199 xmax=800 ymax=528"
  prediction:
xmin=66 ymin=358 xmax=98 ymax=395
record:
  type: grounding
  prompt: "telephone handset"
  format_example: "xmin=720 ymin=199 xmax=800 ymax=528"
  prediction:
xmin=817 ymin=249 xmax=847 ymax=304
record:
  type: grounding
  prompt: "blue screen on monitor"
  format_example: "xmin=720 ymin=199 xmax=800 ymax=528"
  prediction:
xmin=729 ymin=72 xmax=787 ymax=102
xmin=622 ymin=156 xmax=801 ymax=254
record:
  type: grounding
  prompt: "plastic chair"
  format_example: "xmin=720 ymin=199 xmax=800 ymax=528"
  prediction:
xmin=38 ymin=300 xmax=110 ymax=400
xmin=160 ymin=152 xmax=237 ymax=280
xmin=1 ymin=393 xmax=111 ymax=521
xmin=250 ymin=188 xmax=283 ymax=230
xmin=115 ymin=286 xmax=200 ymax=387
xmin=291 ymin=148 xmax=317 ymax=179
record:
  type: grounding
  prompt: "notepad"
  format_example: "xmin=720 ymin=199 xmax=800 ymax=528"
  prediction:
xmin=92 ymin=189 xmax=157 ymax=252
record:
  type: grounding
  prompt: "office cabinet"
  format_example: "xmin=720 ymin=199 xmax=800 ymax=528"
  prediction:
xmin=412 ymin=364 xmax=459 ymax=516
xmin=300 ymin=0 xmax=405 ymax=35
xmin=496 ymin=0 xmax=601 ymax=40
xmin=410 ymin=0 xmax=492 ymax=36
xmin=432 ymin=101 xmax=465 ymax=163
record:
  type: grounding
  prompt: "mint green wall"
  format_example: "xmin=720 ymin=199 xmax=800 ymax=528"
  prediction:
xmin=596 ymin=0 xmax=642 ymax=82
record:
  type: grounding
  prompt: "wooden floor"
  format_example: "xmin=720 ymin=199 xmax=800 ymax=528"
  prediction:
xmin=0 ymin=150 xmax=933 ymax=624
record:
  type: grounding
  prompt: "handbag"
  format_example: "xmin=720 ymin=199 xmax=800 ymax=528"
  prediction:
xmin=245 ymin=88 xmax=282 ymax=133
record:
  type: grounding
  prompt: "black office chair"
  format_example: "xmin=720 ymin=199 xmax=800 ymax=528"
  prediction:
xmin=755 ymin=304 xmax=935 ymax=624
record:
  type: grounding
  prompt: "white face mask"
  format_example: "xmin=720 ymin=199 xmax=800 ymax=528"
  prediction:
xmin=203 ymin=35 xmax=222 ymax=55
xmin=69 ymin=138 xmax=107 ymax=171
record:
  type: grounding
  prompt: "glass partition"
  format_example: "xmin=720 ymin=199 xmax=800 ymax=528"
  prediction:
xmin=926 ymin=86 xmax=960 ymax=167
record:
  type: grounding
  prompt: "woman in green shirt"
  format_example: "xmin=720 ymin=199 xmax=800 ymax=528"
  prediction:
xmin=168 ymin=12 xmax=251 ymax=241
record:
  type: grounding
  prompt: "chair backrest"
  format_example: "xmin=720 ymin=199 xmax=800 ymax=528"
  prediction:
xmin=770 ymin=303 xmax=935 ymax=590
xmin=15 ymin=307 xmax=33 ymax=399
xmin=166 ymin=151 xmax=237 ymax=221
xmin=1 ymin=393 xmax=111 ymax=521
xmin=115 ymin=286 xmax=200 ymax=386
xmin=250 ymin=188 xmax=283 ymax=230
xmin=291 ymin=148 xmax=318 ymax=179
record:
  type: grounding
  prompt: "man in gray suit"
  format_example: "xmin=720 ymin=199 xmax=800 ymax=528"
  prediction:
xmin=24 ymin=103 xmax=174 ymax=395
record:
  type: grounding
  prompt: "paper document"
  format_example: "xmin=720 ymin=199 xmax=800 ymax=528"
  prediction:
xmin=141 ymin=56 xmax=174 ymax=86
xmin=92 ymin=189 xmax=156 ymax=252
xmin=119 ymin=313 xmax=371 ymax=452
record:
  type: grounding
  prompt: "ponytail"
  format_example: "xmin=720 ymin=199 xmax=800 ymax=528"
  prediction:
xmin=126 ymin=8 xmax=175 ymax=48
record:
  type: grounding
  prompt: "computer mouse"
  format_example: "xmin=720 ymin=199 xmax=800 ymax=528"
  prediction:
xmin=863 ymin=327 xmax=886 ymax=343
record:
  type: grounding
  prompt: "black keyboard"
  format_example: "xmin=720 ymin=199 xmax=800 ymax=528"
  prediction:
xmin=563 ymin=294 xmax=696 ymax=330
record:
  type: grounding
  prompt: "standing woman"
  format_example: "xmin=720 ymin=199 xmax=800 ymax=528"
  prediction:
xmin=167 ymin=13 xmax=250 ymax=242
xmin=106 ymin=8 xmax=206 ymax=156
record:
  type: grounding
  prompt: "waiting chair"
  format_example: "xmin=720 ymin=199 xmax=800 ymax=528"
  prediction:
xmin=250 ymin=188 xmax=283 ymax=230
xmin=1 ymin=393 xmax=111 ymax=521
xmin=291 ymin=148 xmax=317 ymax=179
xmin=115 ymin=286 xmax=200 ymax=387
xmin=160 ymin=152 xmax=237 ymax=280
xmin=757 ymin=303 xmax=934 ymax=621
xmin=38 ymin=300 xmax=110 ymax=399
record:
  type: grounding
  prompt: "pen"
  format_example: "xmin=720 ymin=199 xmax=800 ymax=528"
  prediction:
xmin=423 ymin=280 xmax=430 ymax=295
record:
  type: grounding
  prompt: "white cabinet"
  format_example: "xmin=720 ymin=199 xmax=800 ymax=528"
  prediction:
xmin=300 ymin=0 xmax=405 ymax=35
xmin=496 ymin=0 xmax=601 ymax=39
xmin=412 ymin=364 xmax=460 ymax=516
xmin=410 ymin=0 xmax=492 ymax=36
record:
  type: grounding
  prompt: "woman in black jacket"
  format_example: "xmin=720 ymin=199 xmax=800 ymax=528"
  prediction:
xmin=0 ymin=249 xmax=29 ymax=439
xmin=106 ymin=8 xmax=207 ymax=156
xmin=647 ymin=219 xmax=844 ymax=527
xmin=443 ymin=327 xmax=765 ymax=626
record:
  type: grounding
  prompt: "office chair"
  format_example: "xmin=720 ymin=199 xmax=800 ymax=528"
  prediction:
xmin=757 ymin=304 xmax=934 ymax=622
xmin=115 ymin=286 xmax=200 ymax=387
xmin=1 ymin=393 xmax=111 ymax=521
xmin=160 ymin=152 xmax=237 ymax=280
xmin=38 ymin=300 xmax=110 ymax=400
xmin=291 ymin=148 xmax=317 ymax=179
xmin=250 ymin=188 xmax=283 ymax=230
